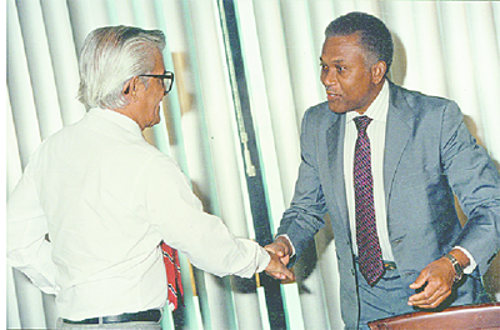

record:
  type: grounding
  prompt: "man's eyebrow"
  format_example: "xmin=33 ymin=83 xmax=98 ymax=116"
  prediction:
xmin=319 ymin=57 xmax=345 ymax=64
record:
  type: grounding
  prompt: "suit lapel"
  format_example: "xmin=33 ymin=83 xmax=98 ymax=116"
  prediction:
xmin=384 ymin=83 xmax=416 ymax=206
xmin=325 ymin=114 xmax=350 ymax=231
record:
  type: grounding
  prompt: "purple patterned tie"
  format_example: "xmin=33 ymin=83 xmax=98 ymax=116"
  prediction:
xmin=353 ymin=116 xmax=384 ymax=285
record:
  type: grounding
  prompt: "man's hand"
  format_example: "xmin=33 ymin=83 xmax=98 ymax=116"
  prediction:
xmin=264 ymin=236 xmax=292 ymax=267
xmin=265 ymin=251 xmax=295 ymax=281
xmin=408 ymin=249 xmax=469 ymax=309
xmin=264 ymin=236 xmax=294 ymax=280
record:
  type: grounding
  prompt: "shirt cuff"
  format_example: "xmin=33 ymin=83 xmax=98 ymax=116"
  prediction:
xmin=256 ymin=246 xmax=271 ymax=273
xmin=453 ymin=246 xmax=477 ymax=274
xmin=277 ymin=234 xmax=296 ymax=257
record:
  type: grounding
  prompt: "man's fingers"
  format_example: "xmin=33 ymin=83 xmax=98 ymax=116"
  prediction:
xmin=266 ymin=268 xmax=294 ymax=281
xmin=279 ymin=255 xmax=290 ymax=265
xmin=409 ymin=280 xmax=437 ymax=302
xmin=410 ymin=289 xmax=449 ymax=309
xmin=280 ymin=265 xmax=295 ymax=281
xmin=268 ymin=271 xmax=286 ymax=280
xmin=267 ymin=268 xmax=295 ymax=281
xmin=409 ymin=271 xmax=428 ymax=290
xmin=408 ymin=285 xmax=440 ymax=305
xmin=408 ymin=257 xmax=456 ymax=309
xmin=408 ymin=278 xmax=451 ymax=308
xmin=265 ymin=243 xmax=286 ymax=257
xmin=264 ymin=250 xmax=295 ymax=281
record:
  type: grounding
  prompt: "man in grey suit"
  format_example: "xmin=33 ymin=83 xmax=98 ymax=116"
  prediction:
xmin=265 ymin=12 xmax=500 ymax=329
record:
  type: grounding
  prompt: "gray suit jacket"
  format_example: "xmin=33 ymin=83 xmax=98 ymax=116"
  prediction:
xmin=277 ymin=81 xmax=500 ymax=328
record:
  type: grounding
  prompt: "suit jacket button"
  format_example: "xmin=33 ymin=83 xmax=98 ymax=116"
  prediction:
xmin=392 ymin=239 xmax=402 ymax=246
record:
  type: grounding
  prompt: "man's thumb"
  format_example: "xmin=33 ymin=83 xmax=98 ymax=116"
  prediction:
xmin=409 ymin=272 xmax=427 ymax=289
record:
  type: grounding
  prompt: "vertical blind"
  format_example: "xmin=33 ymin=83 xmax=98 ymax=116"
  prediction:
xmin=6 ymin=0 xmax=500 ymax=329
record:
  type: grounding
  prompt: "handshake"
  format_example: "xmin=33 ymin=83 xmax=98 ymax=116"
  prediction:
xmin=263 ymin=236 xmax=295 ymax=281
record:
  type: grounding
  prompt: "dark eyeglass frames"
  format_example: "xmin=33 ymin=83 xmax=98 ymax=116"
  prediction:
xmin=139 ymin=71 xmax=174 ymax=95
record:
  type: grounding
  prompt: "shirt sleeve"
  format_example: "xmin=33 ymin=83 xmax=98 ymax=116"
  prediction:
xmin=7 ymin=160 xmax=58 ymax=294
xmin=142 ymin=154 xmax=270 ymax=278
xmin=453 ymin=246 xmax=477 ymax=274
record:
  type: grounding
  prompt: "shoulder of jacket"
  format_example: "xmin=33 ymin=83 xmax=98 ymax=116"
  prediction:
xmin=303 ymin=101 xmax=335 ymax=122
xmin=390 ymin=82 xmax=457 ymax=116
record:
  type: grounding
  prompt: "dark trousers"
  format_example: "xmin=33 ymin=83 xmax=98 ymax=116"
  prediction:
xmin=355 ymin=261 xmax=416 ymax=329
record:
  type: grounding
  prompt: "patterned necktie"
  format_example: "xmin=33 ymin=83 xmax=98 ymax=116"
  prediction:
xmin=161 ymin=241 xmax=184 ymax=310
xmin=353 ymin=116 xmax=384 ymax=285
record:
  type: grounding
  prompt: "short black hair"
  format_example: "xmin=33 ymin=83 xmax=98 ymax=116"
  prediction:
xmin=325 ymin=12 xmax=393 ymax=72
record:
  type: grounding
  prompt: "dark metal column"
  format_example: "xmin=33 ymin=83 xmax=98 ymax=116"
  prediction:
xmin=217 ymin=0 xmax=287 ymax=328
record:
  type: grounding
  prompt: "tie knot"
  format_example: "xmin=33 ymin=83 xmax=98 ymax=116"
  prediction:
xmin=353 ymin=116 xmax=372 ymax=133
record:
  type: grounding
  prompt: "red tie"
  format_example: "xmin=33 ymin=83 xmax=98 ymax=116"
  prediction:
xmin=160 ymin=241 xmax=184 ymax=310
xmin=353 ymin=116 xmax=384 ymax=285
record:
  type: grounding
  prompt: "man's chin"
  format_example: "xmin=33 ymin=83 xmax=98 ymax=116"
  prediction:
xmin=145 ymin=119 xmax=161 ymax=129
xmin=152 ymin=112 xmax=161 ymax=126
xmin=328 ymin=104 xmax=348 ymax=114
xmin=328 ymin=101 xmax=359 ymax=114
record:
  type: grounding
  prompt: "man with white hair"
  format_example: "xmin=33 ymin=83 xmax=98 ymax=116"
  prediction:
xmin=7 ymin=25 xmax=293 ymax=329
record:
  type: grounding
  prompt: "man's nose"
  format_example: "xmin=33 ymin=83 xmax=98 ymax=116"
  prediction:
xmin=322 ymin=69 xmax=338 ymax=87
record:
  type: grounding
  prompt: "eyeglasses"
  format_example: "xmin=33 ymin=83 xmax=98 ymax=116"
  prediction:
xmin=139 ymin=71 xmax=174 ymax=95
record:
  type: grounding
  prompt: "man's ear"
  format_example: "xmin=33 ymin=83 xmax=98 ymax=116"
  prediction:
xmin=371 ymin=60 xmax=387 ymax=84
xmin=122 ymin=77 xmax=139 ymax=101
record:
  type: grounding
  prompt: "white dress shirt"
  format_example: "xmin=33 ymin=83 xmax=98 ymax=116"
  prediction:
xmin=344 ymin=80 xmax=394 ymax=261
xmin=7 ymin=108 xmax=270 ymax=321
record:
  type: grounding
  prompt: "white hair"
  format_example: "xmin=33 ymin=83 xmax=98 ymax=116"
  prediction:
xmin=78 ymin=26 xmax=166 ymax=109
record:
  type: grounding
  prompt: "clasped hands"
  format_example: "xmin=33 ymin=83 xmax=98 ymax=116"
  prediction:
xmin=264 ymin=236 xmax=294 ymax=281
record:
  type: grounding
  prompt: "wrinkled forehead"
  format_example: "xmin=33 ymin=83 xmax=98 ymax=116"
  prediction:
xmin=151 ymin=48 xmax=166 ymax=73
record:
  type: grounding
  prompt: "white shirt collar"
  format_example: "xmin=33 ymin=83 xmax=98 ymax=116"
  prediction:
xmin=88 ymin=108 xmax=143 ymax=137
xmin=346 ymin=79 xmax=389 ymax=123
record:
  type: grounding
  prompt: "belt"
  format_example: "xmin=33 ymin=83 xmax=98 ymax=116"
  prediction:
xmin=63 ymin=308 xmax=162 ymax=325
xmin=383 ymin=260 xmax=397 ymax=270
